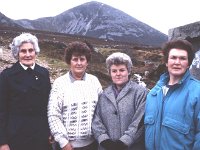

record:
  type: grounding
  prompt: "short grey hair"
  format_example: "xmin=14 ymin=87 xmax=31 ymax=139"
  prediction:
xmin=106 ymin=52 xmax=133 ymax=73
xmin=10 ymin=33 xmax=40 ymax=60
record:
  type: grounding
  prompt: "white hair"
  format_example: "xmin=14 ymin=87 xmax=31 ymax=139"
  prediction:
xmin=106 ymin=52 xmax=133 ymax=73
xmin=10 ymin=33 xmax=40 ymax=60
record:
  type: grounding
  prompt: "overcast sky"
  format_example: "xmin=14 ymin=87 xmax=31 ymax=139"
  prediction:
xmin=0 ymin=0 xmax=200 ymax=34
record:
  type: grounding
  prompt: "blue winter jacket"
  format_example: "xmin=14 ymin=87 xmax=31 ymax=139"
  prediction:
xmin=145 ymin=70 xmax=200 ymax=150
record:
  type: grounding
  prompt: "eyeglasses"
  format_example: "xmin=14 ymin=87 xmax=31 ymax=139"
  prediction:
xmin=19 ymin=48 xmax=35 ymax=54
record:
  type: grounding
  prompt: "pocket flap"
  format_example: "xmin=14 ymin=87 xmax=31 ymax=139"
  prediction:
xmin=162 ymin=117 xmax=190 ymax=134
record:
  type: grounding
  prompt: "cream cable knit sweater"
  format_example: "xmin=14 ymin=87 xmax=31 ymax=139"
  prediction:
xmin=48 ymin=72 xmax=102 ymax=148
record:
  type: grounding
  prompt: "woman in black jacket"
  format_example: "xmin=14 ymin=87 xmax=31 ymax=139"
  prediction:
xmin=0 ymin=33 xmax=52 ymax=150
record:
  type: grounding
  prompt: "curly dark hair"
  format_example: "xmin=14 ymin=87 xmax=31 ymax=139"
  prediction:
xmin=162 ymin=39 xmax=194 ymax=66
xmin=64 ymin=41 xmax=92 ymax=64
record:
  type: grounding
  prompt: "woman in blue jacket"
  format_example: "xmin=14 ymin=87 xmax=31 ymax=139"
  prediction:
xmin=145 ymin=39 xmax=200 ymax=150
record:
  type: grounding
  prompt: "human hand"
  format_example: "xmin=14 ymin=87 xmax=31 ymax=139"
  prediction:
xmin=62 ymin=143 xmax=73 ymax=150
xmin=49 ymin=135 xmax=55 ymax=144
xmin=0 ymin=144 xmax=10 ymax=150
xmin=100 ymin=139 xmax=115 ymax=150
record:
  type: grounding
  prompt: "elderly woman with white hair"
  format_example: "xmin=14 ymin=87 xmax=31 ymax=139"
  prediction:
xmin=92 ymin=52 xmax=147 ymax=150
xmin=0 ymin=33 xmax=52 ymax=150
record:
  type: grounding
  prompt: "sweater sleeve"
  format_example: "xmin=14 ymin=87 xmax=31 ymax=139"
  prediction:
xmin=120 ymin=87 xmax=147 ymax=146
xmin=47 ymin=79 xmax=69 ymax=148
xmin=0 ymin=71 xmax=9 ymax=145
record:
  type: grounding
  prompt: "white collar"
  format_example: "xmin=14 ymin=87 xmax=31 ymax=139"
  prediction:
xmin=20 ymin=62 xmax=35 ymax=70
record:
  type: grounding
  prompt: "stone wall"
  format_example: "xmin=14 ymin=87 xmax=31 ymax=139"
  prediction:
xmin=168 ymin=21 xmax=200 ymax=52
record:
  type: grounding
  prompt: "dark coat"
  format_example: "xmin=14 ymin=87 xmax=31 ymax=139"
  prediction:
xmin=0 ymin=62 xmax=52 ymax=150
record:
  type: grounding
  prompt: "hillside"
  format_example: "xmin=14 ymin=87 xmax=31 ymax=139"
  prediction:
xmin=0 ymin=26 xmax=165 ymax=89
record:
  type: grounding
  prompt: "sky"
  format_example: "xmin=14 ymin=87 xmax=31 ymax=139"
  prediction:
xmin=0 ymin=0 xmax=200 ymax=35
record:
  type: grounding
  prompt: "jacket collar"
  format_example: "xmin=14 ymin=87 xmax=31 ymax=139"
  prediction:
xmin=157 ymin=69 xmax=190 ymax=87
xmin=19 ymin=62 xmax=35 ymax=70
xmin=9 ymin=61 xmax=44 ymax=76
xmin=105 ymin=80 xmax=132 ymax=106
xmin=9 ymin=61 xmax=25 ymax=74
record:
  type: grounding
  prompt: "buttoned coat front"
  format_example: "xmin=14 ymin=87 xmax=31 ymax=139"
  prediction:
xmin=92 ymin=80 xmax=147 ymax=150
xmin=0 ymin=62 xmax=51 ymax=150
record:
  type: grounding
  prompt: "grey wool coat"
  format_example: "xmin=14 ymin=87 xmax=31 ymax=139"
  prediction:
xmin=92 ymin=80 xmax=147 ymax=150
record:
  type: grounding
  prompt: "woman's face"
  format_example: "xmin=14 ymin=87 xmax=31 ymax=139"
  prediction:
xmin=70 ymin=55 xmax=88 ymax=79
xmin=18 ymin=42 xmax=36 ymax=67
xmin=166 ymin=48 xmax=189 ymax=80
xmin=110 ymin=64 xmax=129 ymax=88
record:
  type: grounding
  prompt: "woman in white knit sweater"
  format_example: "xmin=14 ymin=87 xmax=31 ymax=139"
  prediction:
xmin=48 ymin=41 xmax=102 ymax=150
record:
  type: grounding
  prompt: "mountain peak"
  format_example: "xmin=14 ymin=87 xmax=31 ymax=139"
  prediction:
xmin=10 ymin=1 xmax=168 ymax=46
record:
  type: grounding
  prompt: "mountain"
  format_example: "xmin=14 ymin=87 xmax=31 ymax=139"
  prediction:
xmin=15 ymin=1 xmax=167 ymax=46
xmin=0 ymin=12 xmax=22 ymax=28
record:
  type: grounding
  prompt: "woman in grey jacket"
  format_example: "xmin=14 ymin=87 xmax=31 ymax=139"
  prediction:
xmin=92 ymin=52 xmax=147 ymax=150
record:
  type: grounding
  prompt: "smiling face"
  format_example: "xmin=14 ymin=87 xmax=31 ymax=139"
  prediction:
xmin=70 ymin=55 xmax=88 ymax=80
xmin=166 ymin=48 xmax=189 ymax=82
xmin=110 ymin=64 xmax=129 ymax=90
xmin=18 ymin=42 xmax=36 ymax=67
